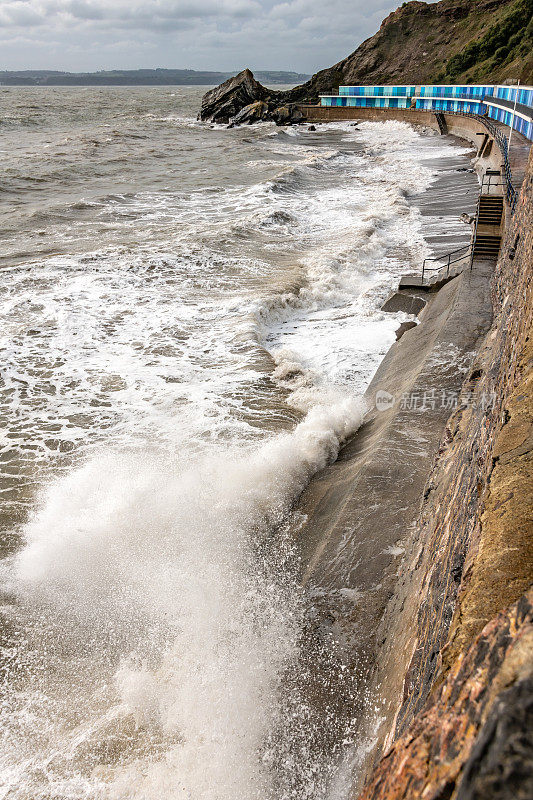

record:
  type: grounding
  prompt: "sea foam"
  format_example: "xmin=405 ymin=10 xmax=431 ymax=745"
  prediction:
xmin=1 ymin=106 xmax=474 ymax=799
xmin=9 ymin=393 xmax=364 ymax=800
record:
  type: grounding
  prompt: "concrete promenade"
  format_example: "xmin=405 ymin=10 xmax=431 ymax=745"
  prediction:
xmin=296 ymin=251 xmax=495 ymax=780
xmin=299 ymin=105 xmax=531 ymax=197
xmin=291 ymin=107 xmax=531 ymax=789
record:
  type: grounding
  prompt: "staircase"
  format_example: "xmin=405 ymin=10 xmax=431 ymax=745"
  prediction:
xmin=472 ymin=233 xmax=502 ymax=259
xmin=435 ymin=112 xmax=448 ymax=135
xmin=477 ymin=195 xmax=504 ymax=225
xmin=400 ymin=184 xmax=505 ymax=292
xmin=472 ymin=195 xmax=503 ymax=260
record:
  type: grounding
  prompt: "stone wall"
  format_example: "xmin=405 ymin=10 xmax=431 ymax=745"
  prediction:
xmin=357 ymin=591 xmax=533 ymax=800
xmin=355 ymin=148 xmax=533 ymax=800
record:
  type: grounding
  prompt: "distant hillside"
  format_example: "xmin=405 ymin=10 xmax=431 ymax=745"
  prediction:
xmin=0 ymin=69 xmax=310 ymax=87
xmin=287 ymin=0 xmax=532 ymax=103
xmin=199 ymin=0 xmax=532 ymax=123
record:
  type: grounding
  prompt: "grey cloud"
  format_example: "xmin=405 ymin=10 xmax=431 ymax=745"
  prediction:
xmin=0 ymin=0 xmax=438 ymax=73
xmin=0 ymin=0 xmax=262 ymax=28
xmin=0 ymin=2 xmax=45 ymax=26
xmin=64 ymin=1 xmax=106 ymax=21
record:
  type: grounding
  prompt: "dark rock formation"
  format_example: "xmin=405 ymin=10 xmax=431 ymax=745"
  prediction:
xmin=198 ymin=69 xmax=308 ymax=125
xmin=271 ymin=105 xmax=305 ymax=125
xmin=200 ymin=1 xmax=532 ymax=123
xmin=231 ymin=100 xmax=269 ymax=125
xmin=455 ymin=677 xmax=533 ymax=800
xmin=199 ymin=69 xmax=269 ymax=123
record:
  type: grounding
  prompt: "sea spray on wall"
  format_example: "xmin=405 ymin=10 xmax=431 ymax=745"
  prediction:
xmin=5 ymin=394 xmax=364 ymax=799
xmin=1 ymin=87 xmax=478 ymax=799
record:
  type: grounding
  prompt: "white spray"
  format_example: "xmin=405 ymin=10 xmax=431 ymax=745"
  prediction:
xmin=7 ymin=394 xmax=364 ymax=800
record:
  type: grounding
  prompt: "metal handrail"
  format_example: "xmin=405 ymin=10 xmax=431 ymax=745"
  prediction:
xmin=421 ymin=243 xmax=472 ymax=283
xmin=481 ymin=183 xmax=506 ymax=195
xmin=471 ymin=214 xmax=478 ymax=270
xmin=480 ymin=175 xmax=506 ymax=196
xmin=481 ymin=180 xmax=505 ymax=189
xmin=481 ymin=173 xmax=503 ymax=190
xmin=302 ymin=104 xmax=519 ymax=212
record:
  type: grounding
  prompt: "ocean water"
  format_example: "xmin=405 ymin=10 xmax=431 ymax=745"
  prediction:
xmin=0 ymin=86 xmax=476 ymax=799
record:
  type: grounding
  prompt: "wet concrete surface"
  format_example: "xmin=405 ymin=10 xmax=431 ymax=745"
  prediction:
xmin=291 ymin=140 xmax=496 ymax=782
xmin=294 ymin=254 xmax=495 ymax=786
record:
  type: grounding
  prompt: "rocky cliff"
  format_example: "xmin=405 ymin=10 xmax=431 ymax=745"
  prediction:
xmin=357 ymin=592 xmax=533 ymax=800
xmin=300 ymin=0 xmax=533 ymax=94
xmin=199 ymin=0 xmax=533 ymax=123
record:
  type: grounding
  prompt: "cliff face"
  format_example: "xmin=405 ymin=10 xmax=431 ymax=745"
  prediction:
xmin=299 ymin=0 xmax=533 ymax=96
xmin=357 ymin=592 xmax=533 ymax=800
xmin=356 ymin=148 xmax=533 ymax=800
xmin=200 ymin=0 xmax=532 ymax=122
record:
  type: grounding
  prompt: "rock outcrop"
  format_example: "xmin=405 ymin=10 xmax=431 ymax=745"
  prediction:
xmin=198 ymin=69 xmax=306 ymax=124
xmin=199 ymin=0 xmax=533 ymax=123
xmin=231 ymin=100 xmax=269 ymax=125
xmin=271 ymin=105 xmax=305 ymax=126
xmin=199 ymin=69 xmax=269 ymax=123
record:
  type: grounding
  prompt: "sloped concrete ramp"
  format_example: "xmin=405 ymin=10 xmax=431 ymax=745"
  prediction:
xmin=293 ymin=258 xmax=495 ymax=777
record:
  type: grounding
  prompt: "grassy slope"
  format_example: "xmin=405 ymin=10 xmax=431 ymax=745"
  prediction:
xmin=443 ymin=0 xmax=533 ymax=83
xmin=342 ymin=0 xmax=533 ymax=85
xmin=286 ymin=0 xmax=532 ymax=102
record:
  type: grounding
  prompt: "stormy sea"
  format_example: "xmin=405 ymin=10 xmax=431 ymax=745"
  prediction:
xmin=0 ymin=86 xmax=476 ymax=800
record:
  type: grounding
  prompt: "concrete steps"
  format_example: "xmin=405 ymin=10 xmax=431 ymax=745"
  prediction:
xmin=477 ymin=211 xmax=503 ymax=225
xmin=477 ymin=196 xmax=503 ymax=226
xmin=473 ymin=234 xmax=501 ymax=258
xmin=435 ymin=113 xmax=448 ymax=135
xmin=473 ymin=194 xmax=503 ymax=260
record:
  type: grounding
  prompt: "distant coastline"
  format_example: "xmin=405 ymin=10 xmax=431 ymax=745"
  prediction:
xmin=0 ymin=68 xmax=310 ymax=87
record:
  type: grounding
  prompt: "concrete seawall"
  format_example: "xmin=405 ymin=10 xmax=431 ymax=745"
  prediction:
xmin=356 ymin=145 xmax=532 ymax=800
xmin=291 ymin=111 xmax=532 ymax=792
xmin=300 ymin=106 xmax=530 ymax=195
xmin=300 ymin=106 xmax=436 ymax=127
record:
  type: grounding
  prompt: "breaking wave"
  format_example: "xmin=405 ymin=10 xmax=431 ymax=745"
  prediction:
xmin=6 ymin=393 xmax=364 ymax=800
xmin=0 ymin=88 xmax=477 ymax=800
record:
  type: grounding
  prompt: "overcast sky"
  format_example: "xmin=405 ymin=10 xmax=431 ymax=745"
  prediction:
xmin=0 ymin=0 xmax=419 ymax=73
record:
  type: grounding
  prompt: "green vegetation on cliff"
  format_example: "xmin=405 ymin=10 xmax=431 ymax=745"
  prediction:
xmin=444 ymin=0 xmax=533 ymax=82
xmin=287 ymin=0 xmax=533 ymax=103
